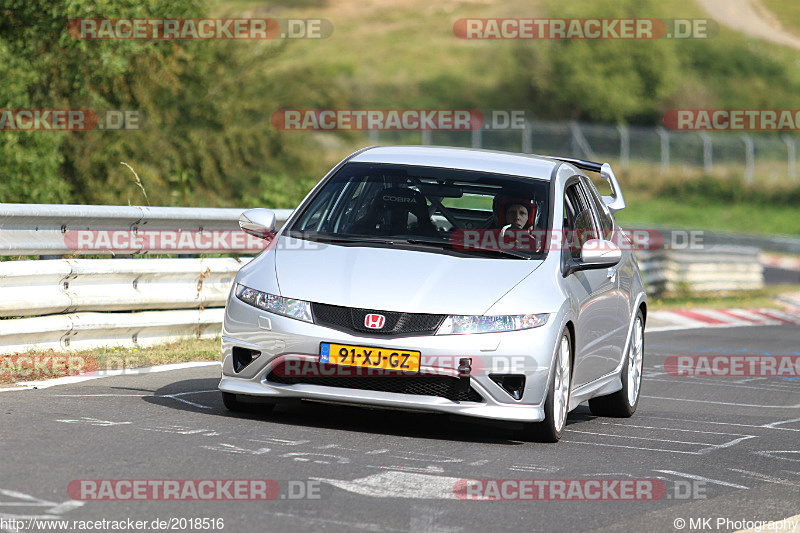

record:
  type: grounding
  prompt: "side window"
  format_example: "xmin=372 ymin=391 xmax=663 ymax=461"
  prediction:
xmin=563 ymin=182 xmax=599 ymax=261
xmin=581 ymin=177 xmax=614 ymax=240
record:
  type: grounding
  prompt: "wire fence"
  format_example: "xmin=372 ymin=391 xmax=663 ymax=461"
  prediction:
xmin=368 ymin=121 xmax=799 ymax=184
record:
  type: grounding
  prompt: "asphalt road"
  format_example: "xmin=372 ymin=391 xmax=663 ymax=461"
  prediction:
xmin=2 ymin=325 xmax=799 ymax=533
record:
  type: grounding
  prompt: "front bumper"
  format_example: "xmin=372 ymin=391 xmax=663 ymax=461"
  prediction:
xmin=219 ymin=296 xmax=562 ymax=422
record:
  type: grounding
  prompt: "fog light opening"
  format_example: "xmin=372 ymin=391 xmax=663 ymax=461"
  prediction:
xmin=232 ymin=347 xmax=261 ymax=373
xmin=489 ymin=374 xmax=526 ymax=400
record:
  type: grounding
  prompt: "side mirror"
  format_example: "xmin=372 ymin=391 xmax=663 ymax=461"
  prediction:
xmin=580 ymin=239 xmax=622 ymax=267
xmin=239 ymin=208 xmax=276 ymax=239
xmin=563 ymin=239 xmax=622 ymax=277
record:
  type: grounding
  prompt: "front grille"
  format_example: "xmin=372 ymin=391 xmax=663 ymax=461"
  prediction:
xmin=267 ymin=365 xmax=482 ymax=403
xmin=312 ymin=303 xmax=446 ymax=337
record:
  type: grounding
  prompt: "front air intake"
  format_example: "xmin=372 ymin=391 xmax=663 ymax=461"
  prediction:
xmin=232 ymin=347 xmax=261 ymax=373
xmin=489 ymin=374 xmax=526 ymax=400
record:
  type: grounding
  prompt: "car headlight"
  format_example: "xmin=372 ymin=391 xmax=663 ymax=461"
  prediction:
xmin=436 ymin=314 xmax=548 ymax=335
xmin=235 ymin=284 xmax=313 ymax=323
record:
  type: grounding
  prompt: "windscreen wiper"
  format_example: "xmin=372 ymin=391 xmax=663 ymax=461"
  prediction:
xmin=307 ymin=234 xmax=400 ymax=246
xmin=405 ymin=238 xmax=530 ymax=259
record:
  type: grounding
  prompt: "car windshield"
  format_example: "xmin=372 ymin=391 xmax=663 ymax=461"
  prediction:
xmin=286 ymin=163 xmax=551 ymax=259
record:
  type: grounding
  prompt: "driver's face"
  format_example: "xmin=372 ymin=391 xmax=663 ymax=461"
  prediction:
xmin=505 ymin=204 xmax=529 ymax=228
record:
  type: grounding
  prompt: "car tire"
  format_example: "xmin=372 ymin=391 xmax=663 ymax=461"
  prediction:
xmin=523 ymin=328 xmax=572 ymax=443
xmin=221 ymin=392 xmax=275 ymax=414
xmin=588 ymin=310 xmax=644 ymax=418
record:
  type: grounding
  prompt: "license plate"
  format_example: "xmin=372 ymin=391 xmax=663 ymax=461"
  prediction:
xmin=320 ymin=342 xmax=421 ymax=372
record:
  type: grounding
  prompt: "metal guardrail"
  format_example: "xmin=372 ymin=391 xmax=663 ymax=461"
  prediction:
xmin=0 ymin=257 xmax=250 ymax=317
xmin=0 ymin=204 xmax=293 ymax=353
xmin=638 ymin=246 xmax=764 ymax=296
xmin=0 ymin=309 xmax=225 ymax=353
xmin=0 ymin=203 xmax=292 ymax=256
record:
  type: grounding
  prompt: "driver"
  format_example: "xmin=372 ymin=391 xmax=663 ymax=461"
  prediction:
xmin=494 ymin=196 xmax=537 ymax=230
xmin=505 ymin=202 xmax=531 ymax=230
xmin=493 ymin=196 xmax=540 ymax=251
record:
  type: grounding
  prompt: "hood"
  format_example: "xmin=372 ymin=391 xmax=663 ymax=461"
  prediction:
xmin=270 ymin=236 xmax=543 ymax=315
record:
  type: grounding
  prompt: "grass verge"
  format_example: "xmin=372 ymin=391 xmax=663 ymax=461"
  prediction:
xmin=0 ymin=337 xmax=220 ymax=386
xmin=649 ymin=284 xmax=800 ymax=311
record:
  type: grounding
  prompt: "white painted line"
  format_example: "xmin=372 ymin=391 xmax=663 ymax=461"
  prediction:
xmin=139 ymin=425 xmax=218 ymax=436
xmin=696 ymin=435 xmax=758 ymax=455
xmin=561 ymin=440 xmax=700 ymax=455
xmin=762 ymin=417 xmax=800 ymax=429
xmin=162 ymin=394 xmax=214 ymax=409
xmin=593 ymin=420 xmax=758 ymax=454
xmin=596 ymin=421 xmax=752 ymax=437
xmin=366 ymin=465 xmax=445 ymax=474
xmin=509 ymin=465 xmax=560 ymax=473
xmin=644 ymin=415 xmax=800 ymax=432
xmin=0 ymin=361 xmax=221 ymax=392
xmin=727 ymin=468 xmax=800 ymax=487
xmin=56 ymin=417 xmax=131 ymax=426
xmin=642 ymin=395 xmax=800 ymax=408
xmin=200 ymin=443 xmax=271 ymax=455
xmin=754 ymin=451 xmax=800 ymax=463
xmin=50 ymin=389 xmax=219 ymax=410
xmin=565 ymin=429 xmax=717 ymax=446
xmin=245 ymin=437 xmax=310 ymax=446
xmin=50 ymin=390 xmax=217 ymax=398
xmin=0 ymin=489 xmax=84 ymax=527
xmin=654 ymin=470 xmax=749 ymax=489
xmin=644 ymin=377 xmax=799 ymax=393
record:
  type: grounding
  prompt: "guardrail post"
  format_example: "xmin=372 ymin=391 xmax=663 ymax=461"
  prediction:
xmin=616 ymin=125 xmax=630 ymax=171
xmin=656 ymin=127 xmax=670 ymax=172
xmin=700 ymin=133 xmax=713 ymax=174
xmin=521 ymin=120 xmax=532 ymax=153
xmin=782 ymin=135 xmax=797 ymax=182
xmin=741 ymin=135 xmax=754 ymax=184
xmin=368 ymin=129 xmax=379 ymax=145
xmin=471 ymin=127 xmax=482 ymax=149
xmin=421 ymin=130 xmax=432 ymax=145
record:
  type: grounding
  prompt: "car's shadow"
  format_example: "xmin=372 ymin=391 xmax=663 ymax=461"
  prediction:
xmin=133 ymin=377 xmax=590 ymax=445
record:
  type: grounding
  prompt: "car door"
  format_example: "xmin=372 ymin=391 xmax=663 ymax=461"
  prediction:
xmin=580 ymin=176 xmax=629 ymax=374
xmin=561 ymin=178 xmax=621 ymax=387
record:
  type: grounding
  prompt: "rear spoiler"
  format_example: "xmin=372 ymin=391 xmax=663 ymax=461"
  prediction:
xmin=536 ymin=154 xmax=626 ymax=213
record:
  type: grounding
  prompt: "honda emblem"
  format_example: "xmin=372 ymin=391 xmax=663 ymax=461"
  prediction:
xmin=364 ymin=313 xmax=386 ymax=329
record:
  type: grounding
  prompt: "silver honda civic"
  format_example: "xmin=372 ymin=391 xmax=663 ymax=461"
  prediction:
xmin=219 ymin=146 xmax=647 ymax=442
